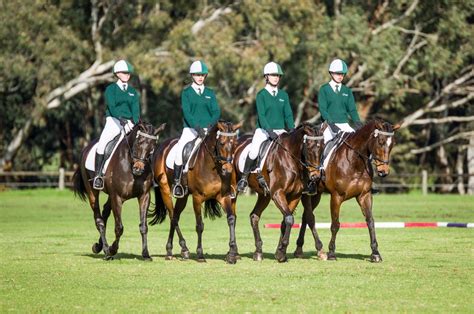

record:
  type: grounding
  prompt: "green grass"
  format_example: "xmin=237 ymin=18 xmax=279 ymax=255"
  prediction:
xmin=1 ymin=189 xmax=473 ymax=312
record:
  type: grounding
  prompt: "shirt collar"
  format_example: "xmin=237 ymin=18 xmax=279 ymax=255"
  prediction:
xmin=116 ymin=80 xmax=128 ymax=91
xmin=191 ymin=82 xmax=205 ymax=95
xmin=265 ymin=84 xmax=278 ymax=96
xmin=329 ymin=80 xmax=341 ymax=92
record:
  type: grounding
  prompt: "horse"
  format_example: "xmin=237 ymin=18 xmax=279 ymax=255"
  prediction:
xmin=233 ymin=123 xmax=323 ymax=262
xmin=148 ymin=120 xmax=242 ymax=264
xmin=294 ymin=119 xmax=400 ymax=262
xmin=73 ymin=121 xmax=166 ymax=260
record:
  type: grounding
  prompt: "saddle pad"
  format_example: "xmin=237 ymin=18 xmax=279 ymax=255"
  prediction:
xmin=85 ymin=132 xmax=125 ymax=172
xmin=322 ymin=132 xmax=349 ymax=169
xmin=165 ymin=137 xmax=203 ymax=173
xmin=238 ymin=141 xmax=275 ymax=173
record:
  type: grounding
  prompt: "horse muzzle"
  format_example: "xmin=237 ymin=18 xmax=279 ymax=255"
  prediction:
xmin=376 ymin=164 xmax=390 ymax=177
xmin=132 ymin=161 xmax=145 ymax=176
xmin=221 ymin=163 xmax=234 ymax=176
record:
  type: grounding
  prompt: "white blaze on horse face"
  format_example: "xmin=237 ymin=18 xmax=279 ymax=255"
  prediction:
xmin=386 ymin=136 xmax=392 ymax=148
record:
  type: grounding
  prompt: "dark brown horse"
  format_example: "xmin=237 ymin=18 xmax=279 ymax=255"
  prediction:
xmin=233 ymin=123 xmax=322 ymax=262
xmin=149 ymin=120 xmax=242 ymax=264
xmin=73 ymin=121 xmax=166 ymax=260
xmin=294 ymin=119 xmax=400 ymax=262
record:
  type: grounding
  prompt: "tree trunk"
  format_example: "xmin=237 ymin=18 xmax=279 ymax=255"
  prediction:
xmin=455 ymin=146 xmax=465 ymax=195
xmin=468 ymin=133 xmax=474 ymax=195
xmin=435 ymin=145 xmax=453 ymax=193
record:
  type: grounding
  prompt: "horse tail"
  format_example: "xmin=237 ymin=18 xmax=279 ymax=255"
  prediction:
xmin=72 ymin=167 xmax=87 ymax=202
xmin=148 ymin=186 xmax=167 ymax=225
xmin=204 ymin=199 xmax=223 ymax=220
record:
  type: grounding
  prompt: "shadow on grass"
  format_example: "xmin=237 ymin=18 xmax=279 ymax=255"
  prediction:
xmin=81 ymin=252 xmax=150 ymax=261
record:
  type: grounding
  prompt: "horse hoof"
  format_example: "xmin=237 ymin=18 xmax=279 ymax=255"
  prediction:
xmin=165 ymin=255 xmax=175 ymax=261
xmin=317 ymin=250 xmax=328 ymax=261
xmin=294 ymin=247 xmax=304 ymax=258
xmin=275 ymin=251 xmax=288 ymax=263
xmin=103 ymin=255 xmax=114 ymax=261
xmin=143 ymin=256 xmax=153 ymax=262
xmin=253 ymin=252 xmax=263 ymax=261
xmin=197 ymin=257 xmax=207 ymax=263
xmin=109 ymin=245 xmax=118 ymax=256
xmin=181 ymin=250 xmax=190 ymax=260
xmin=92 ymin=243 xmax=102 ymax=254
xmin=226 ymin=254 xmax=237 ymax=264
xmin=370 ymin=254 xmax=383 ymax=263
xmin=327 ymin=253 xmax=337 ymax=261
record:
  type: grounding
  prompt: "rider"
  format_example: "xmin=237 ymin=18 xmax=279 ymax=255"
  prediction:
xmin=237 ymin=62 xmax=295 ymax=193
xmin=172 ymin=60 xmax=221 ymax=198
xmin=93 ymin=59 xmax=140 ymax=190
xmin=318 ymin=58 xmax=362 ymax=177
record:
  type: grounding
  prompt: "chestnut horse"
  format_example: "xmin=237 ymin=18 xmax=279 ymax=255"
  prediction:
xmin=294 ymin=120 xmax=400 ymax=262
xmin=73 ymin=121 xmax=166 ymax=260
xmin=233 ymin=123 xmax=322 ymax=262
xmin=149 ymin=120 xmax=242 ymax=264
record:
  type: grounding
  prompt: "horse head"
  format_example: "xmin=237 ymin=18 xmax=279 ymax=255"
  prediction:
xmin=206 ymin=120 xmax=243 ymax=176
xmin=300 ymin=123 xmax=325 ymax=180
xmin=129 ymin=121 xmax=166 ymax=176
xmin=366 ymin=120 xmax=400 ymax=177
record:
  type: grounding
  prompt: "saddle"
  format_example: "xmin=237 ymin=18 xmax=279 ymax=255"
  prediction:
xmin=321 ymin=132 xmax=349 ymax=169
xmin=238 ymin=139 xmax=274 ymax=173
xmin=85 ymin=132 xmax=124 ymax=173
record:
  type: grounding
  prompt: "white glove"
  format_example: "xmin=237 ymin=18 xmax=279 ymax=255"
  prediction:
xmin=124 ymin=120 xmax=134 ymax=134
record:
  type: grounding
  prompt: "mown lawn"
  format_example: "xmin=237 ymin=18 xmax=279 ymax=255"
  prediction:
xmin=0 ymin=189 xmax=473 ymax=312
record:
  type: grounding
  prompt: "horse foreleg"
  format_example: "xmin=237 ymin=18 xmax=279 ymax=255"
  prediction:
xmin=88 ymin=191 xmax=111 ymax=258
xmin=273 ymin=192 xmax=297 ymax=263
xmin=250 ymin=193 xmax=271 ymax=261
xmin=92 ymin=197 xmax=111 ymax=254
xmin=138 ymin=192 xmax=152 ymax=261
xmin=170 ymin=197 xmax=189 ymax=260
xmin=218 ymin=196 xmax=238 ymax=264
xmin=328 ymin=194 xmax=342 ymax=260
xmin=357 ymin=192 xmax=382 ymax=262
xmin=297 ymin=194 xmax=326 ymax=260
xmin=108 ymin=195 xmax=124 ymax=259
xmin=193 ymin=196 xmax=206 ymax=262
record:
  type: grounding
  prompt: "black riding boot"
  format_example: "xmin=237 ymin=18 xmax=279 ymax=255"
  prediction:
xmin=237 ymin=156 xmax=256 ymax=193
xmin=93 ymin=153 xmax=105 ymax=190
xmin=302 ymin=176 xmax=318 ymax=195
xmin=172 ymin=164 xmax=185 ymax=198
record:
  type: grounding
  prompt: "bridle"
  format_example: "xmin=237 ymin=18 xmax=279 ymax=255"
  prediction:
xmin=125 ymin=128 xmax=160 ymax=164
xmin=342 ymin=127 xmax=395 ymax=167
xmin=202 ymin=128 xmax=239 ymax=167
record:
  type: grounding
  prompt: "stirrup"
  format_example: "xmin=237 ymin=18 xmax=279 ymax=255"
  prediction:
xmin=256 ymin=174 xmax=270 ymax=196
xmin=93 ymin=176 xmax=104 ymax=190
xmin=237 ymin=179 xmax=248 ymax=193
xmin=172 ymin=183 xmax=186 ymax=198
xmin=302 ymin=180 xmax=318 ymax=196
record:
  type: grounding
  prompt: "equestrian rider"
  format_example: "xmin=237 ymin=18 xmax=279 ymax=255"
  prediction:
xmin=93 ymin=59 xmax=140 ymax=190
xmin=172 ymin=60 xmax=221 ymax=198
xmin=237 ymin=62 xmax=295 ymax=193
xmin=318 ymin=58 xmax=362 ymax=175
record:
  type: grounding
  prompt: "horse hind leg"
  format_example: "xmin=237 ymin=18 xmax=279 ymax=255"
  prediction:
xmin=357 ymin=192 xmax=382 ymax=263
xmin=296 ymin=194 xmax=327 ymax=260
xmin=108 ymin=196 xmax=124 ymax=259
xmin=193 ymin=197 xmax=206 ymax=262
xmin=88 ymin=192 xmax=112 ymax=259
xmin=327 ymin=194 xmax=342 ymax=261
xmin=138 ymin=193 xmax=152 ymax=261
xmin=250 ymin=193 xmax=271 ymax=261
xmin=166 ymin=197 xmax=189 ymax=260
xmin=92 ymin=197 xmax=112 ymax=254
xmin=274 ymin=192 xmax=298 ymax=263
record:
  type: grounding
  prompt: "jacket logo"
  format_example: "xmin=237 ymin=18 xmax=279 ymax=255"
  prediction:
xmin=342 ymin=93 xmax=348 ymax=96
xmin=205 ymin=96 xmax=211 ymax=99
xmin=128 ymin=92 xmax=135 ymax=96
xmin=279 ymin=98 xmax=284 ymax=102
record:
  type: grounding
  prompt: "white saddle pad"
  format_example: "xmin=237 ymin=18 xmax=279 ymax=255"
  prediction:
xmin=322 ymin=132 xmax=349 ymax=169
xmin=165 ymin=138 xmax=203 ymax=173
xmin=237 ymin=141 xmax=274 ymax=173
xmin=85 ymin=132 xmax=125 ymax=172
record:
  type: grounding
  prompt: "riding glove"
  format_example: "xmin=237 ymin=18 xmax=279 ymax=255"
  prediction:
xmin=329 ymin=123 xmax=340 ymax=134
xmin=195 ymin=126 xmax=206 ymax=138
xmin=123 ymin=120 xmax=134 ymax=134
xmin=353 ymin=121 xmax=364 ymax=130
xmin=267 ymin=130 xmax=279 ymax=140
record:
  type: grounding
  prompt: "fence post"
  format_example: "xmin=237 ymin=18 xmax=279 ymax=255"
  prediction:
xmin=421 ymin=170 xmax=428 ymax=195
xmin=59 ymin=168 xmax=65 ymax=190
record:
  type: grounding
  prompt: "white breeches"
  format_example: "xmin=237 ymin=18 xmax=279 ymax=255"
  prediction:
xmin=248 ymin=128 xmax=286 ymax=160
xmin=323 ymin=123 xmax=354 ymax=144
xmin=174 ymin=127 xmax=201 ymax=166
xmin=97 ymin=117 xmax=123 ymax=154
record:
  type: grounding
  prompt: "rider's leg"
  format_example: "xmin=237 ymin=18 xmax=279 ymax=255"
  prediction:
xmin=94 ymin=117 xmax=121 ymax=190
xmin=172 ymin=128 xmax=197 ymax=198
xmin=237 ymin=129 xmax=266 ymax=193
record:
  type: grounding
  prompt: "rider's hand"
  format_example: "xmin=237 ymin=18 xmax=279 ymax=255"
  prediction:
xmin=195 ymin=126 xmax=206 ymax=138
xmin=353 ymin=121 xmax=363 ymax=130
xmin=267 ymin=130 xmax=279 ymax=140
xmin=124 ymin=120 xmax=134 ymax=134
xmin=329 ymin=123 xmax=340 ymax=134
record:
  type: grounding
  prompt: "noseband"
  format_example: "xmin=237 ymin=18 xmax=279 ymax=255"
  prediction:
xmin=302 ymin=134 xmax=324 ymax=170
xmin=202 ymin=129 xmax=238 ymax=166
xmin=370 ymin=129 xmax=395 ymax=166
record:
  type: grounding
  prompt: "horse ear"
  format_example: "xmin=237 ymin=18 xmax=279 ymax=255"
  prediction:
xmin=233 ymin=120 xmax=244 ymax=131
xmin=392 ymin=123 xmax=401 ymax=131
xmin=154 ymin=123 xmax=166 ymax=135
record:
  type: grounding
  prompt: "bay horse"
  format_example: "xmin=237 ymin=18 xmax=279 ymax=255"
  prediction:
xmin=294 ymin=119 xmax=400 ymax=262
xmin=148 ymin=120 xmax=242 ymax=264
xmin=233 ymin=123 xmax=323 ymax=262
xmin=73 ymin=121 xmax=166 ymax=260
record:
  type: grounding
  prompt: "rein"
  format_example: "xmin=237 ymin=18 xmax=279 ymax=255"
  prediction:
xmin=124 ymin=128 xmax=160 ymax=163
xmin=201 ymin=129 xmax=238 ymax=166
xmin=342 ymin=128 xmax=394 ymax=166
xmin=273 ymin=133 xmax=323 ymax=170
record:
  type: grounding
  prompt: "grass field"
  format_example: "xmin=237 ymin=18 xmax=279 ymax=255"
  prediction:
xmin=1 ymin=189 xmax=473 ymax=312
